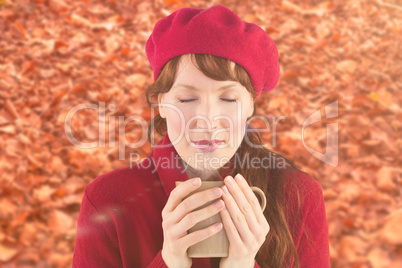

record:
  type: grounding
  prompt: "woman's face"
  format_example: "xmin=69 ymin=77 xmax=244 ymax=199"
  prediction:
xmin=158 ymin=54 xmax=254 ymax=170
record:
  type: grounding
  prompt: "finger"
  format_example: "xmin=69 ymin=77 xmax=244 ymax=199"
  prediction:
xmin=221 ymin=183 xmax=254 ymax=246
xmin=179 ymin=221 xmax=223 ymax=250
xmin=172 ymin=198 xmax=224 ymax=239
xmin=234 ymin=173 xmax=266 ymax=224
xmin=223 ymin=176 xmax=257 ymax=244
xmin=171 ymin=186 xmax=222 ymax=224
xmin=219 ymin=198 xmax=243 ymax=247
xmin=164 ymin=177 xmax=201 ymax=213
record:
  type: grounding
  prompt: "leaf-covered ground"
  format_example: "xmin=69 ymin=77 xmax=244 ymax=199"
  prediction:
xmin=0 ymin=0 xmax=401 ymax=267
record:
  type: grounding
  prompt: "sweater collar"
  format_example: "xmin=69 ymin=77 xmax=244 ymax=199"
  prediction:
xmin=153 ymin=133 xmax=235 ymax=198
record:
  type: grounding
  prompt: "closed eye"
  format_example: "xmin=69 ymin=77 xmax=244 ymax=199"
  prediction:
xmin=222 ymin=99 xmax=237 ymax=103
xmin=178 ymin=99 xmax=196 ymax=103
xmin=178 ymin=99 xmax=237 ymax=103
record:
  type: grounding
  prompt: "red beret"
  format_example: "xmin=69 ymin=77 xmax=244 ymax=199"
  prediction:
xmin=145 ymin=4 xmax=280 ymax=100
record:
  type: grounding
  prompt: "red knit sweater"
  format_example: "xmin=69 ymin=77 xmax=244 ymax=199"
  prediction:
xmin=72 ymin=133 xmax=330 ymax=267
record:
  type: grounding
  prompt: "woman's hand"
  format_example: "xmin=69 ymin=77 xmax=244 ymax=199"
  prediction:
xmin=161 ymin=177 xmax=225 ymax=268
xmin=219 ymin=174 xmax=270 ymax=268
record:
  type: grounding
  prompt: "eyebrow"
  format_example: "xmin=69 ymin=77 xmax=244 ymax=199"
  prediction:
xmin=172 ymin=83 xmax=238 ymax=91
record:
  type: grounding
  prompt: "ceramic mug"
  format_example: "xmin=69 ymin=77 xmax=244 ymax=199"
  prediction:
xmin=175 ymin=180 xmax=267 ymax=258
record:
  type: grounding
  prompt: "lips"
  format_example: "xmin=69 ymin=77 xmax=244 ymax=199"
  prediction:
xmin=191 ymin=139 xmax=224 ymax=153
xmin=192 ymin=140 xmax=224 ymax=146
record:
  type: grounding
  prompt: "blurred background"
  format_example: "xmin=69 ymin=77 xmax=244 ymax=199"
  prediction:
xmin=0 ymin=0 xmax=401 ymax=267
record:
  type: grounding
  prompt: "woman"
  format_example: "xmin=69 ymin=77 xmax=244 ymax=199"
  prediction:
xmin=72 ymin=5 xmax=330 ymax=268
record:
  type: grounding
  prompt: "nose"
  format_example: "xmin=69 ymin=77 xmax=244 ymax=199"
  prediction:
xmin=194 ymin=99 xmax=218 ymax=131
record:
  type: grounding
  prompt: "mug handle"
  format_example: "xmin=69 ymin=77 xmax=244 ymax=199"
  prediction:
xmin=250 ymin=187 xmax=267 ymax=212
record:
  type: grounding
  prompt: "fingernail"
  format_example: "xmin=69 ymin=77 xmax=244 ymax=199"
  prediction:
xmin=225 ymin=176 xmax=234 ymax=186
xmin=215 ymin=223 xmax=222 ymax=229
xmin=192 ymin=178 xmax=200 ymax=186
xmin=215 ymin=200 xmax=223 ymax=209
xmin=213 ymin=188 xmax=221 ymax=197
xmin=222 ymin=185 xmax=229 ymax=195
xmin=235 ymin=173 xmax=243 ymax=182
